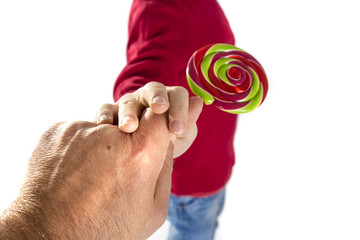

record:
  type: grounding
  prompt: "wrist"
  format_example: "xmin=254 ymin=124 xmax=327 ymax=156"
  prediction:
xmin=0 ymin=200 xmax=48 ymax=239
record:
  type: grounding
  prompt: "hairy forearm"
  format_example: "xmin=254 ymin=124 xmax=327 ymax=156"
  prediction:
xmin=0 ymin=203 xmax=48 ymax=239
xmin=1 ymin=192 xmax=125 ymax=240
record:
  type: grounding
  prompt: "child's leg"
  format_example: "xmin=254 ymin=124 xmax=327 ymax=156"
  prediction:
xmin=167 ymin=188 xmax=225 ymax=240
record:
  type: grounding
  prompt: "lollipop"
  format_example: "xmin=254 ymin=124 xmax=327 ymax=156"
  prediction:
xmin=186 ymin=43 xmax=268 ymax=114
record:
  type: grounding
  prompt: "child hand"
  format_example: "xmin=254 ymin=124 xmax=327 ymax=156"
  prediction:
xmin=96 ymin=82 xmax=203 ymax=158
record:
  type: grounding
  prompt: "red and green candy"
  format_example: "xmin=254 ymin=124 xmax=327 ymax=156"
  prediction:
xmin=186 ymin=43 xmax=268 ymax=114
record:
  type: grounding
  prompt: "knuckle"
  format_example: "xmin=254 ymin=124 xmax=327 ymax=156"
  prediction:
xmin=120 ymin=99 xmax=138 ymax=106
xmin=145 ymin=82 xmax=167 ymax=94
xmin=170 ymin=86 xmax=189 ymax=97
xmin=40 ymin=122 xmax=66 ymax=142
xmin=40 ymin=121 xmax=94 ymax=148
xmin=48 ymin=121 xmax=66 ymax=131
xmin=118 ymin=93 xmax=135 ymax=104
xmin=119 ymin=100 xmax=138 ymax=113
xmin=65 ymin=121 xmax=95 ymax=134
xmin=146 ymin=81 xmax=165 ymax=89
xmin=119 ymin=99 xmax=140 ymax=109
xmin=100 ymin=103 xmax=114 ymax=109
xmin=98 ymin=103 xmax=114 ymax=115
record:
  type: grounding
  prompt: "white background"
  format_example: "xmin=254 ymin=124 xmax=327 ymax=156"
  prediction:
xmin=0 ymin=1 xmax=359 ymax=239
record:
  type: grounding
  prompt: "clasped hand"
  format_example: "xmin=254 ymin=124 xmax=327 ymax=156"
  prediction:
xmin=0 ymin=83 xmax=202 ymax=240
xmin=97 ymin=82 xmax=203 ymax=158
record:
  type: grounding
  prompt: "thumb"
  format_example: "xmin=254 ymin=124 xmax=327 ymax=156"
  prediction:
xmin=134 ymin=108 xmax=173 ymax=181
xmin=137 ymin=108 xmax=172 ymax=144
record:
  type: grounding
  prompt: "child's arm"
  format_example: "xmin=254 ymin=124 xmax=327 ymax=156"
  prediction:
xmin=96 ymin=1 xmax=204 ymax=157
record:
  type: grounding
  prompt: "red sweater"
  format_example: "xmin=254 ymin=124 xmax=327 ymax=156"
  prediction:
xmin=114 ymin=0 xmax=238 ymax=196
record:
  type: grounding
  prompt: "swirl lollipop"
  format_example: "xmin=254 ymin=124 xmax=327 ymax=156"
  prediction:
xmin=186 ymin=43 xmax=268 ymax=114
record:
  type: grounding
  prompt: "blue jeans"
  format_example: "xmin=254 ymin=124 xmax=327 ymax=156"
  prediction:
xmin=167 ymin=188 xmax=226 ymax=240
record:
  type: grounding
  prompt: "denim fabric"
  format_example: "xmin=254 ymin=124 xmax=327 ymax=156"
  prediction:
xmin=167 ymin=188 xmax=226 ymax=240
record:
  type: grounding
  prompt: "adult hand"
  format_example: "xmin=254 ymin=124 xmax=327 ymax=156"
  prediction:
xmin=97 ymin=82 xmax=203 ymax=158
xmin=0 ymin=109 xmax=174 ymax=240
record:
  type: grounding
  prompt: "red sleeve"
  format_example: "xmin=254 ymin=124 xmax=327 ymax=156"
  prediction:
xmin=113 ymin=0 xmax=237 ymax=196
xmin=113 ymin=1 xmax=185 ymax=101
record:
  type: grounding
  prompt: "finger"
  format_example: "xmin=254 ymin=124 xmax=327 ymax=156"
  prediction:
xmin=152 ymin=141 xmax=174 ymax=224
xmin=172 ymin=97 xmax=203 ymax=158
xmin=167 ymin=86 xmax=189 ymax=134
xmin=188 ymin=96 xmax=203 ymax=124
xmin=141 ymin=82 xmax=169 ymax=114
xmin=117 ymin=93 xmax=142 ymax=133
xmin=96 ymin=103 xmax=118 ymax=125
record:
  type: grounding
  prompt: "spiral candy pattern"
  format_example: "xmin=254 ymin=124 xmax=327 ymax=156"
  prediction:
xmin=186 ymin=43 xmax=268 ymax=114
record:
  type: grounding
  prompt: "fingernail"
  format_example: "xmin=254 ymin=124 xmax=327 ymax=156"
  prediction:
xmin=99 ymin=114 xmax=109 ymax=123
xmin=152 ymin=96 xmax=167 ymax=105
xmin=171 ymin=121 xmax=185 ymax=134
xmin=121 ymin=115 xmax=135 ymax=125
